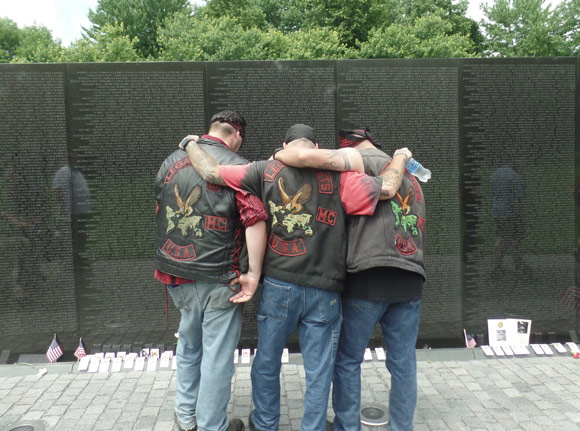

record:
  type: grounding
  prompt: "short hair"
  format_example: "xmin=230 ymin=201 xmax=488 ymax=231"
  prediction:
xmin=210 ymin=110 xmax=246 ymax=139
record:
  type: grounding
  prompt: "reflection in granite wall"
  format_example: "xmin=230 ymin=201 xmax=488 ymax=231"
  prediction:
xmin=460 ymin=59 xmax=577 ymax=338
xmin=0 ymin=65 xmax=78 ymax=351
xmin=337 ymin=59 xmax=462 ymax=341
xmin=0 ymin=59 xmax=578 ymax=355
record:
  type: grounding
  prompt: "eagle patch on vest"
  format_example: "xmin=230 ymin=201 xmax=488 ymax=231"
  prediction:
xmin=166 ymin=184 xmax=203 ymax=238
xmin=391 ymin=186 xmax=420 ymax=255
xmin=268 ymin=177 xmax=314 ymax=236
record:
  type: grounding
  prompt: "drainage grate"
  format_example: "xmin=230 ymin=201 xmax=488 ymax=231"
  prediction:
xmin=360 ymin=403 xmax=389 ymax=426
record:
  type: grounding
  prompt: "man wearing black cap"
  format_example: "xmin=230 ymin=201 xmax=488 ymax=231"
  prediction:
xmin=275 ymin=128 xmax=426 ymax=431
xmin=155 ymin=110 xmax=268 ymax=431
xmin=178 ymin=124 xmax=411 ymax=431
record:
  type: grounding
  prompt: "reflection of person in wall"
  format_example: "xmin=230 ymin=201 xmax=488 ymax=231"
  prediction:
xmin=0 ymin=149 xmax=51 ymax=299
xmin=52 ymin=152 xmax=92 ymax=268
xmin=489 ymin=163 xmax=526 ymax=276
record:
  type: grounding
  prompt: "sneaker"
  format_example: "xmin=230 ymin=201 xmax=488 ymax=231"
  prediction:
xmin=228 ymin=418 xmax=245 ymax=431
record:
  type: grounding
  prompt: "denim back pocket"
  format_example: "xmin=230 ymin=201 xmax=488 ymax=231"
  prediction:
xmin=315 ymin=288 xmax=341 ymax=324
xmin=259 ymin=277 xmax=291 ymax=320
xmin=167 ymin=285 xmax=190 ymax=311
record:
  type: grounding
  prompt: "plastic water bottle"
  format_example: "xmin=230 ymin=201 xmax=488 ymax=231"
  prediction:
xmin=405 ymin=158 xmax=431 ymax=183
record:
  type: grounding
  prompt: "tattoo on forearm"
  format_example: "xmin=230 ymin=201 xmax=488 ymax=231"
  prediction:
xmin=381 ymin=167 xmax=402 ymax=195
xmin=187 ymin=145 xmax=226 ymax=186
xmin=314 ymin=152 xmax=350 ymax=171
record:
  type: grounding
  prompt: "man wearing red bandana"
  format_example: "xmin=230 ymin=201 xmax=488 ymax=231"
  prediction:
xmin=275 ymin=128 xmax=426 ymax=431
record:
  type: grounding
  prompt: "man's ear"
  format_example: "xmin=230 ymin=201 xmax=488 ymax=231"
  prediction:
xmin=314 ymin=143 xmax=319 ymax=149
xmin=283 ymin=142 xmax=287 ymax=148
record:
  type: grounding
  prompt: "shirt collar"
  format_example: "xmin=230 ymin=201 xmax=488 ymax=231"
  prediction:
xmin=202 ymin=134 xmax=229 ymax=149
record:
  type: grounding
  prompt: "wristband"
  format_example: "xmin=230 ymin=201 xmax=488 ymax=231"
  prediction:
xmin=393 ymin=149 xmax=410 ymax=160
xmin=272 ymin=147 xmax=283 ymax=160
xmin=179 ymin=137 xmax=195 ymax=150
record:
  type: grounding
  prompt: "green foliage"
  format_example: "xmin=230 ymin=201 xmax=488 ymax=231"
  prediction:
xmin=85 ymin=0 xmax=192 ymax=58
xmin=158 ymin=12 xmax=350 ymax=60
xmin=359 ymin=13 xmax=477 ymax=58
xmin=200 ymin=0 xmax=269 ymax=29
xmin=482 ymin=0 xmax=570 ymax=56
xmin=285 ymin=28 xmax=353 ymax=59
xmin=10 ymin=25 xmax=63 ymax=63
xmin=554 ymin=0 xmax=580 ymax=55
xmin=0 ymin=18 xmax=20 ymax=63
xmin=60 ymin=23 xmax=141 ymax=63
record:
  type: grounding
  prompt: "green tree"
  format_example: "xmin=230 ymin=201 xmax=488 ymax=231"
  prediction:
xmin=482 ymin=0 xmax=568 ymax=56
xmin=0 ymin=18 xmax=20 ymax=63
xmin=158 ymin=11 xmax=351 ymax=60
xmin=395 ymin=0 xmax=484 ymax=54
xmin=158 ymin=13 xmax=288 ymax=60
xmin=85 ymin=0 xmax=192 ymax=58
xmin=11 ymin=25 xmax=63 ymax=63
xmin=285 ymin=28 xmax=353 ymax=59
xmin=61 ymin=23 xmax=141 ymax=62
xmin=359 ymin=13 xmax=477 ymax=58
xmin=555 ymin=0 xmax=580 ymax=55
xmin=200 ymin=0 xmax=268 ymax=29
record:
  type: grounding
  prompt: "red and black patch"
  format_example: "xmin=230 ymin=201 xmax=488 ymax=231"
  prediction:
xmin=315 ymin=207 xmax=337 ymax=226
xmin=395 ymin=234 xmax=417 ymax=256
xmin=417 ymin=215 xmax=425 ymax=232
xmin=316 ymin=172 xmax=333 ymax=194
xmin=162 ymin=239 xmax=197 ymax=261
xmin=164 ymin=156 xmax=192 ymax=184
xmin=264 ymin=161 xmax=285 ymax=182
xmin=206 ymin=183 xmax=222 ymax=193
xmin=268 ymin=233 xmax=307 ymax=256
xmin=204 ymin=215 xmax=228 ymax=232
xmin=404 ymin=170 xmax=423 ymax=203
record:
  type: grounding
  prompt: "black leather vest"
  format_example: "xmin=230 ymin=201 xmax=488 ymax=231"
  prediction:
xmin=346 ymin=148 xmax=427 ymax=278
xmin=155 ymin=139 xmax=249 ymax=282
xmin=251 ymin=161 xmax=349 ymax=292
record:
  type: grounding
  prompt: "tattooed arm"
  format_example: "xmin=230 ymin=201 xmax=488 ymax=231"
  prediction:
xmin=379 ymin=148 xmax=411 ymax=200
xmin=274 ymin=147 xmax=365 ymax=173
xmin=179 ymin=135 xmax=226 ymax=186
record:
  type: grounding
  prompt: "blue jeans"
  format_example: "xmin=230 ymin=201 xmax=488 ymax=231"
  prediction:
xmin=332 ymin=297 xmax=421 ymax=431
xmin=250 ymin=276 xmax=342 ymax=431
xmin=168 ymin=281 xmax=242 ymax=431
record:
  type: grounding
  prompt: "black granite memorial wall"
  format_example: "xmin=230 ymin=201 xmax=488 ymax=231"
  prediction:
xmin=0 ymin=58 xmax=578 ymax=357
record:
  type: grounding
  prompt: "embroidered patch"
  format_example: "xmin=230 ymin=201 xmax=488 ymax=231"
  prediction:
xmin=395 ymin=234 xmax=417 ymax=255
xmin=204 ymin=215 xmax=227 ymax=232
xmin=164 ymin=156 xmax=192 ymax=184
xmin=264 ymin=161 xmax=285 ymax=182
xmin=268 ymin=233 xmax=307 ymax=256
xmin=162 ymin=239 xmax=197 ymax=261
xmin=391 ymin=187 xmax=419 ymax=236
xmin=267 ymin=177 xmax=314 ymax=236
xmin=166 ymin=184 xmax=203 ymax=238
xmin=207 ymin=183 xmax=222 ymax=192
xmin=316 ymin=172 xmax=333 ymax=194
xmin=315 ymin=207 xmax=337 ymax=226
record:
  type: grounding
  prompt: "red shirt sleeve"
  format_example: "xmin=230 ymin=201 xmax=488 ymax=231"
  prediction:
xmin=339 ymin=171 xmax=382 ymax=215
xmin=235 ymin=191 xmax=267 ymax=227
xmin=219 ymin=164 xmax=251 ymax=193
xmin=218 ymin=163 xmax=267 ymax=227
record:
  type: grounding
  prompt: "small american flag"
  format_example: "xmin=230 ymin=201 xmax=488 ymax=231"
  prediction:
xmin=74 ymin=338 xmax=86 ymax=360
xmin=464 ymin=330 xmax=477 ymax=348
xmin=46 ymin=336 xmax=63 ymax=363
